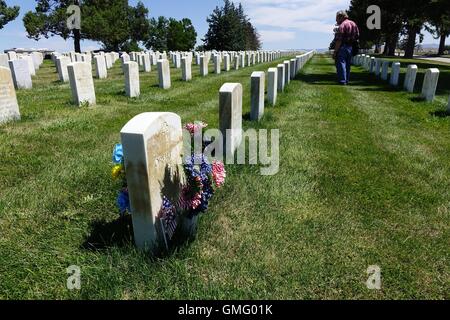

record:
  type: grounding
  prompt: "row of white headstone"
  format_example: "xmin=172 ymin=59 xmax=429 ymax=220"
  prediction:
xmin=51 ymin=49 xmax=301 ymax=106
xmin=250 ymin=51 xmax=316 ymax=121
xmin=0 ymin=51 xmax=44 ymax=90
xmin=353 ymin=54 xmax=443 ymax=103
xmin=120 ymin=51 xmax=315 ymax=251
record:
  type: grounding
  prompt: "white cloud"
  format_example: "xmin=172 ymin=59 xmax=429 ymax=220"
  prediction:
xmin=259 ymin=30 xmax=296 ymax=42
xmin=241 ymin=0 xmax=349 ymax=34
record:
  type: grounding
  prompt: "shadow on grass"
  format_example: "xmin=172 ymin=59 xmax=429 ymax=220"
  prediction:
xmin=295 ymin=69 xmax=379 ymax=87
xmin=430 ymin=110 xmax=450 ymax=118
xmin=410 ymin=96 xmax=426 ymax=103
xmin=81 ymin=215 xmax=134 ymax=251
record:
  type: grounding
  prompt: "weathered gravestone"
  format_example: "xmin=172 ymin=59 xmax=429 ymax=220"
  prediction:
xmin=181 ymin=56 xmax=192 ymax=81
xmin=390 ymin=62 xmax=401 ymax=86
xmin=421 ymin=68 xmax=440 ymax=102
xmin=219 ymin=83 xmax=243 ymax=158
xmin=267 ymin=68 xmax=278 ymax=106
xmin=250 ymin=71 xmax=265 ymax=121
xmin=56 ymin=56 xmax=70 ymax=82
xmin=403 ymin=65 xmax=418 ymax=93
xmin=0 ymin=66 xmax=20 ymax=124
xmin=94 ymin=55 xmax=107 ymax=79
xmin=9 ymin=59 xmax=32 ymax=90
xmin=157 ymin=59 xmax=171 ymax=89
xmin=277 ymin=64 xmax=285 ymax=92
xmin=124 ymin=61 xmax=140 ymax=98
xmin=67 ymin=62 xmax=96 ymax=106
xmin=120 ymin=112 xmax=185 ymax=251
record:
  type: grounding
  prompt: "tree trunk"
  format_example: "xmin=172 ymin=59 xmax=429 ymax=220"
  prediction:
xmin=386 ymin=33 xmax=398 ymax=56
xmin=74 ymin=29 xmax=81 ymax=53
xmin=73 ymin=0 xmax=81 ymax=53
xmin=438 ymin=33 xmax=447 ymax=55
xmin=404 ymin=25 xmax=419 ymax=59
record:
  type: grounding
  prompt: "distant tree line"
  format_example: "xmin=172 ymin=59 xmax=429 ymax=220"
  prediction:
xmin=347 ymin=0 xmax=450 ymax=57
xmin=2 ymin=0 xmax=262 ymax=53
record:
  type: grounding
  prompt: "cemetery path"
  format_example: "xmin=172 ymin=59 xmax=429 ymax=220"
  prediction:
xmin=0 ymin=55 xmax=449 ymax=299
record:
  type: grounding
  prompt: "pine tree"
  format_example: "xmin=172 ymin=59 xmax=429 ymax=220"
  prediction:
xmin=0 ymin=0 xmax=19 ymax=30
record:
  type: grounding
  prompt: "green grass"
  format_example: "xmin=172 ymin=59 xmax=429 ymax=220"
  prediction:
xmin=0 ymin=55 xmax=448 ymax=299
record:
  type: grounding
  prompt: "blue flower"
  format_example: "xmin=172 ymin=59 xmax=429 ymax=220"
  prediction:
xmin=113 ymin=144 xmax=124 ymax=164
xmin=117 ymin=190 xmax=130 ymax=216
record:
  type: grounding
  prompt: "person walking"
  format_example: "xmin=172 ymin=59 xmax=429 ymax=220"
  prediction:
xmin=333 ymin=10 xmax=360 ymax=85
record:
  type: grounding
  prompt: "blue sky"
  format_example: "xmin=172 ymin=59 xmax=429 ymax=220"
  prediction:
xmin=0 ymin=0 xmax=446 ymax=52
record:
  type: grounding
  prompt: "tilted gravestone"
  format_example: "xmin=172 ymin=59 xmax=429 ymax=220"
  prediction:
xmin=250 ymin=71 xmax=265 ymax=121
xmin=9 ymin=59 xmax=32 ymax=90
xmin=277 ymin=64 xmax=285 ymax=92
xmin=158 ymin=59 xmax=171 ymax=89
xmin=0 ymin=66 xmax=20 ymax=124
xmin=124 ymin=61 xmax=140 ymax=98
xmin=403 ymin=65 xmax=418 ymax=93
xmin=94 ymin=55 xmax=107 ymax=79
xmin=120 ymin=112 xmax=185 ymax=251
xmin=67 ymin=62 xmax=96 ymax=106
xmin=267 ymin=68 xmax=278 ymax=106
xmin=181 ymin=56 xmax=192 ymax=81
xmin=219 ymin=83 xmax=243 ymax=158
xmin=421 ymin=68 xmax=440 ymax=102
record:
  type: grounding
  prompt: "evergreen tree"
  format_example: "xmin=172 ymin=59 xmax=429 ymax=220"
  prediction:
xmin=0 ymin=0 xmax=19 ymax=30
xmin=203 ymin=0 xmax=261 ymax=51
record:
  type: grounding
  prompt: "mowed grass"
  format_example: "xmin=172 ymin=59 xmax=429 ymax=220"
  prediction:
xmin=0 ymin=54 xmax=449 ymax=299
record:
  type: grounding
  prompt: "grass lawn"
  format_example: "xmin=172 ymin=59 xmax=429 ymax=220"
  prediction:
xmin=0 ymin=54 xmax=448 ymax=299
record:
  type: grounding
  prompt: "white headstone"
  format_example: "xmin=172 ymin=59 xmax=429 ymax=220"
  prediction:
xmin=120 ymin=112 xmax=185 ymax=251
xmin=421 ymin=68 xmax=440 ymax=102
xmin=224 ymin=54 xmax=230 ymax=71
xmin=0 ymin=54 xmax=8 ymax=68
xmin=283 ymin=60 xmax=290 ymax=85
xmin=267 ymin=68 xmax=278 ymax=106
xmin=181 ymin=56 xmax=192 ymax=81
xmin=9 ymin=59 xmax=32 ymax=90
xmin=56 ymin=56 xmax=70 ymax=82
xmin=142 ymin=53 xmax=151 ymax=73
xmin=94 ymin=55 xmax=107 ymax=79
xmin=403 ymin=65 xmax=417 ymax=93
xmin=381 ymin=60 xmax=390 ymax=80
xmin=214 ymin=55 xmax=221 ymax=74
xmin=7 ymin=51 xmax=17 ymax=61
xmin=200 ymin=56 xmax=208 ymax=76
xmin=67 ymin=62 xmax=96 ymax=106
xmin=390 ymin=62 xmax=400 ymax=86
xmin=277 ymin=64 xmax=285 ymax=92
xmin=22 ymin=55 xmax=36 ymax=76
xmin=219 ymin=83 xmax=243 ymax=157
xmin=0 ymin=66 xmax=20 ymax=124
xmin=157 ymin=59 xmax=171 ymax=89
xmin=290 ymin=59 xmax=296 ymax=79
xmin=250 ymin=71 xmax=265 ymax=121
xmin=124 ymin=61 xmax=140 ymax=98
